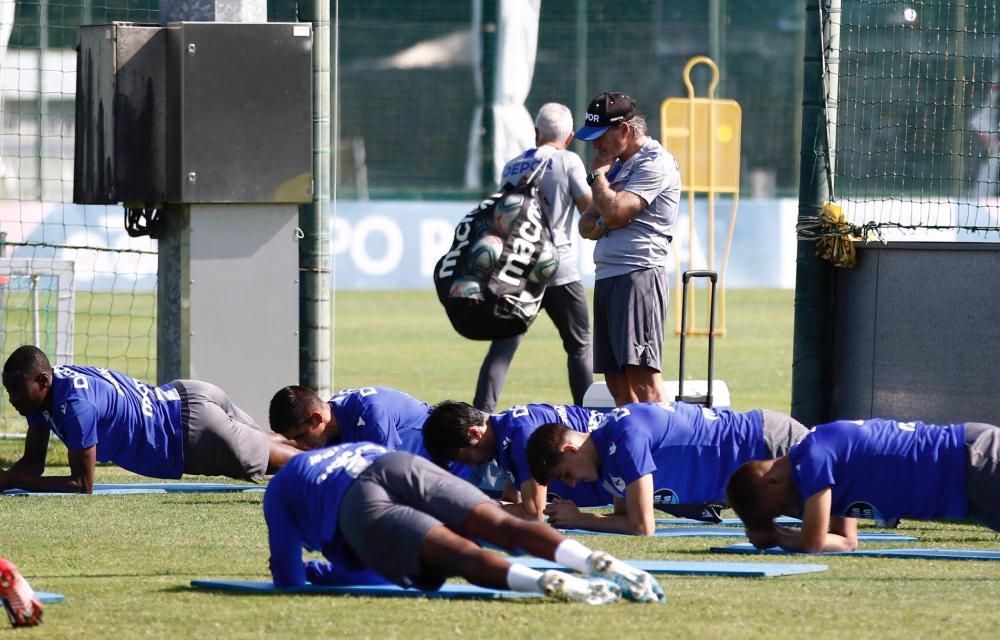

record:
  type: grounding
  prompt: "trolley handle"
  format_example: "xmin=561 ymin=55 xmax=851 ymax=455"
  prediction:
xmin=677 ymin=270 xmax=718 ymax=406
xmin=682 ymin=270 xmax=718 ymax=284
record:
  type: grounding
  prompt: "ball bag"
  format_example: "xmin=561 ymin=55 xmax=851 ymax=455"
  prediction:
xmin=434 ymin=180 xmax=558 ymax=340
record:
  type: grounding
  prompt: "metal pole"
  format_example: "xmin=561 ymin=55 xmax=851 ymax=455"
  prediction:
xmin=479 ymin=0 xmax=498 ymax=191
xmin=573 ymin=0 xmax=588 ymax=157
xmin=951 ymin=3 xmax=966 ymax=195
xmin=790 ymin=0 xmax=836 ymax=426
xmin=297 ymin=0 xmax=332 ymax=397
xmin=37 ymin=0 xmax=48 ymax=200
xmin=30 ymin=274 xmax=40 ymax=347
xmin=792 ymin=0 xmax=806 ymax=189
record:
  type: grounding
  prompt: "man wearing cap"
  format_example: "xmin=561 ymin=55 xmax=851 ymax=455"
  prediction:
xmin=576 ymin=92 xmax=681 ymax=406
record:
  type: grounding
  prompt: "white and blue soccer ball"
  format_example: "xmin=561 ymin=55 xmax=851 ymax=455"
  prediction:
xmin=528 ymin=239 xmax=559 ymax=284
xmin=448 ymin=276 xmax=484 ymax=301
xmin=493 ymin=194 xmax=524 ymax=236
xmin=468 ymin=234 xmax=505 ymax=279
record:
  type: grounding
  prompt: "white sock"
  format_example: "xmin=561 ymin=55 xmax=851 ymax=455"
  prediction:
xmin=554 ymin=539 xmax=593 ymax=573
xmin=506 ymin=563 xmax=544 ymax=593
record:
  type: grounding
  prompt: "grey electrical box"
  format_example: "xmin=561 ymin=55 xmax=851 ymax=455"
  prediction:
xmin=165 ymin=22 xmax=313 ymax=203
xmin=74 ymin=23 xmax=167 ymax=204
xmin=73 ymin=21 xmax=313 ymax=205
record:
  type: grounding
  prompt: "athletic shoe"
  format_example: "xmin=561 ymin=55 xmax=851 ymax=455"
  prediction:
xmin=0 ymin=558 xmax=43 ymax=627
xmin=536 ymin=570 xmax=621 ymax=605
xmin=586 ymin=551 xmax=666 ymax=604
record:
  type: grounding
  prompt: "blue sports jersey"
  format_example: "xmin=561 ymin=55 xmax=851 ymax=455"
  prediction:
xmin=491 ymin=403 xmax=611 ymax=506
xmin=264 ymin=442 xmax=389 ymax=588
xmin=590 ymin=401 xmax=766 ymax=504
xmin=328 ymin=386 xmax=432 ymax=456
xmin=328 ymin=386 xmax=474 ymax=479
xmin=25 ymin=365 xmax=184 ymax=478
xmin=790 ymin=419 xmax=968 ymax=521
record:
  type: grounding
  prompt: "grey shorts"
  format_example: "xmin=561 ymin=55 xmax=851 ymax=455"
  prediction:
xmin=761 ymin=410 xmax=809 ymax=458
xmin=173 ymin=380 xmax=270 ymax=481
xmin=593 ymin=267 xmax=668 ymax=374
xmin=337 ymin=451 xmax=492 ymax=590
xmin=964 ymin=422 xmax=1000 ymax=532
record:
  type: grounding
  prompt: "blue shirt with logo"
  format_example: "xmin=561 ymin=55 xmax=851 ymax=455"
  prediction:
xmin=491 ymin=403 xmax=611 ymax=506
xmin=590 ymin=401 xmax=766 ymax=504
xmin=327 ymin=386 xmax=473 ymax=479
xmin=790 ymin=419 xmax=968 ymax=521
xmin=25 ymin=365 xmax=184 ymax=478
xmin=328 ymin=386 xmax=432 ymax=456
xmin=265 ymin=442 xmax=389 ymax=587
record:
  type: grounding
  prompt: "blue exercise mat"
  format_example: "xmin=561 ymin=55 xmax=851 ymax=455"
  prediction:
xmin=655 ymin=517 xmax=803 ymax=527
xmin=511 ymin=557 xmax=827 ymax=577
xmin=2 ymin=482 xmax=265 ymax=497
xmin=190 ymin=580 xmax=538 ymax=600
xmin=36 ymin=592 xmax=65 ymax=604
xmin=711 ymin=544 xmax=1000 ymax=560
xmin=561 ymin=527 xmax=916 ymax=541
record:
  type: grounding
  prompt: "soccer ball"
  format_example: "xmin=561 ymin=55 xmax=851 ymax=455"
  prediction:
xmin=471 ymin=215 xmax=496 ymax=239
xmin=468 ymin=234 xmax=504 ymax=278
xmin=448 ymin=276 xmax=484 ymax=301
xmin=493 ymin=193 xmax=524 ymax=236
xmin=528 ymin=240 xmax=559 ymax=283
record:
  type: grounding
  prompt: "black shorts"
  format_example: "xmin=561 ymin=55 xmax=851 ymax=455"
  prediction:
xmin=337 ymin=452 xmax=492 ymax=589
xmin=593 ymin=267 xmax=668 ymax=374
xmin=761 ymin=410 xmax=809 ymax=458
xmin=964 ymin=422 xmax=1000 ymax=532
xmin=175 ymin=380 xmax=270 ymax=480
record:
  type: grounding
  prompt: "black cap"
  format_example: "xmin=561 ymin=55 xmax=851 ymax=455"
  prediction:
xmin=575 ymin=92 xmax=637 ymax=141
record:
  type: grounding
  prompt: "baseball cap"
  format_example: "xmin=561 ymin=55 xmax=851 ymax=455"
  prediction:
xmin=575 ymin=92 xmax=637 ymax=141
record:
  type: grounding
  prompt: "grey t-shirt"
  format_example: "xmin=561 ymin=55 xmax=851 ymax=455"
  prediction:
xmin=593 ymin=137 xmax=680 ymax=280
xmin=500 ymin=145 xmax=590 ymax=286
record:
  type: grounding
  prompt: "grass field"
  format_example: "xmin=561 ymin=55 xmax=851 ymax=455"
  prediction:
xmin=1 ymin=289 xmax=999 ymax=639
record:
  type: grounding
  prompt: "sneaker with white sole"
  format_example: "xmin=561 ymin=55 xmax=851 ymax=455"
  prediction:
xmin=0 ymin=558 xmax=43 ymax=627
xmin=536 ymin=570 xmax=621 ymax=605
xmin=586 ymin=551 xmax=666 ymax=604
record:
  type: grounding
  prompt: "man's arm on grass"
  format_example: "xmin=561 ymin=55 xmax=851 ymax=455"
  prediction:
xmin=501 ymin=478 xmax=548 ymax=521
xmin=775 ymin=488 xmax=858 ymax=553
xmin=543 ymin=475 xmax=656 ymax=536
xmin=0 ymin=439 xmax=95 ymax=494
xmin=7 ymin=423 xmax=51 ymax=476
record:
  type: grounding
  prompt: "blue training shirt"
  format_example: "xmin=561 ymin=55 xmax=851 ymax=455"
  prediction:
xmin=328 ymin=386 xmax=432 ymax=456
xmin=25 ymin=365 xmax=184 ymax=478
xmin=491 ymin=403 xmax=611 ymax=506
xmin=590 ymin=401 xmax=767 ymax=504
xmin=264 ymin=442 xmax=389 ymax=588
xmin=327 ymin=386 xmax=473 ymax=479
xmin=790 ymin=419 xmax=968 ymax=521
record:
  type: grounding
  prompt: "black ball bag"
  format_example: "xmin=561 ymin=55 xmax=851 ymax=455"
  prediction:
xmin=433 ymin=178 xmax=559 ymax=340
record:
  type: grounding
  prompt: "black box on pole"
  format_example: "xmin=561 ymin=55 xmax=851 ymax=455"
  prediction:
xmin=73 ymin=22 xmax=313 ymax=205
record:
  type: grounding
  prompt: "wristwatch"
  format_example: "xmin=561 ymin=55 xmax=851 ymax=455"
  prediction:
xmin=586 ymin=170 xmax=605 ymax=187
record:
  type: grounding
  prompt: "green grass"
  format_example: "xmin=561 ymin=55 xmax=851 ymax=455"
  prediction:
xmin=331 ymin=288 xmax=795 ymax=412
xmin=3 ymin=289 xmax=1000 ymax=639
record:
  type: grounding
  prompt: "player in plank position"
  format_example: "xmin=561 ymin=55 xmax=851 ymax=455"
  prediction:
xmin=726 ymin=419 xmax=1000 ymax=553
xmin=264 ymin=442 xmax=665 ymax=604
xmin=1 ymin=345 xmax=301 ymax=493
xmin=269 ymin=385 xmax=434 ymax=454
xmin=423 ymin=400 xmax=611 ymax=520
xmin=268 ymin=385 xmax=481 ymax=482
xmin=525 ymin=401 xmax=808 ymax=535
